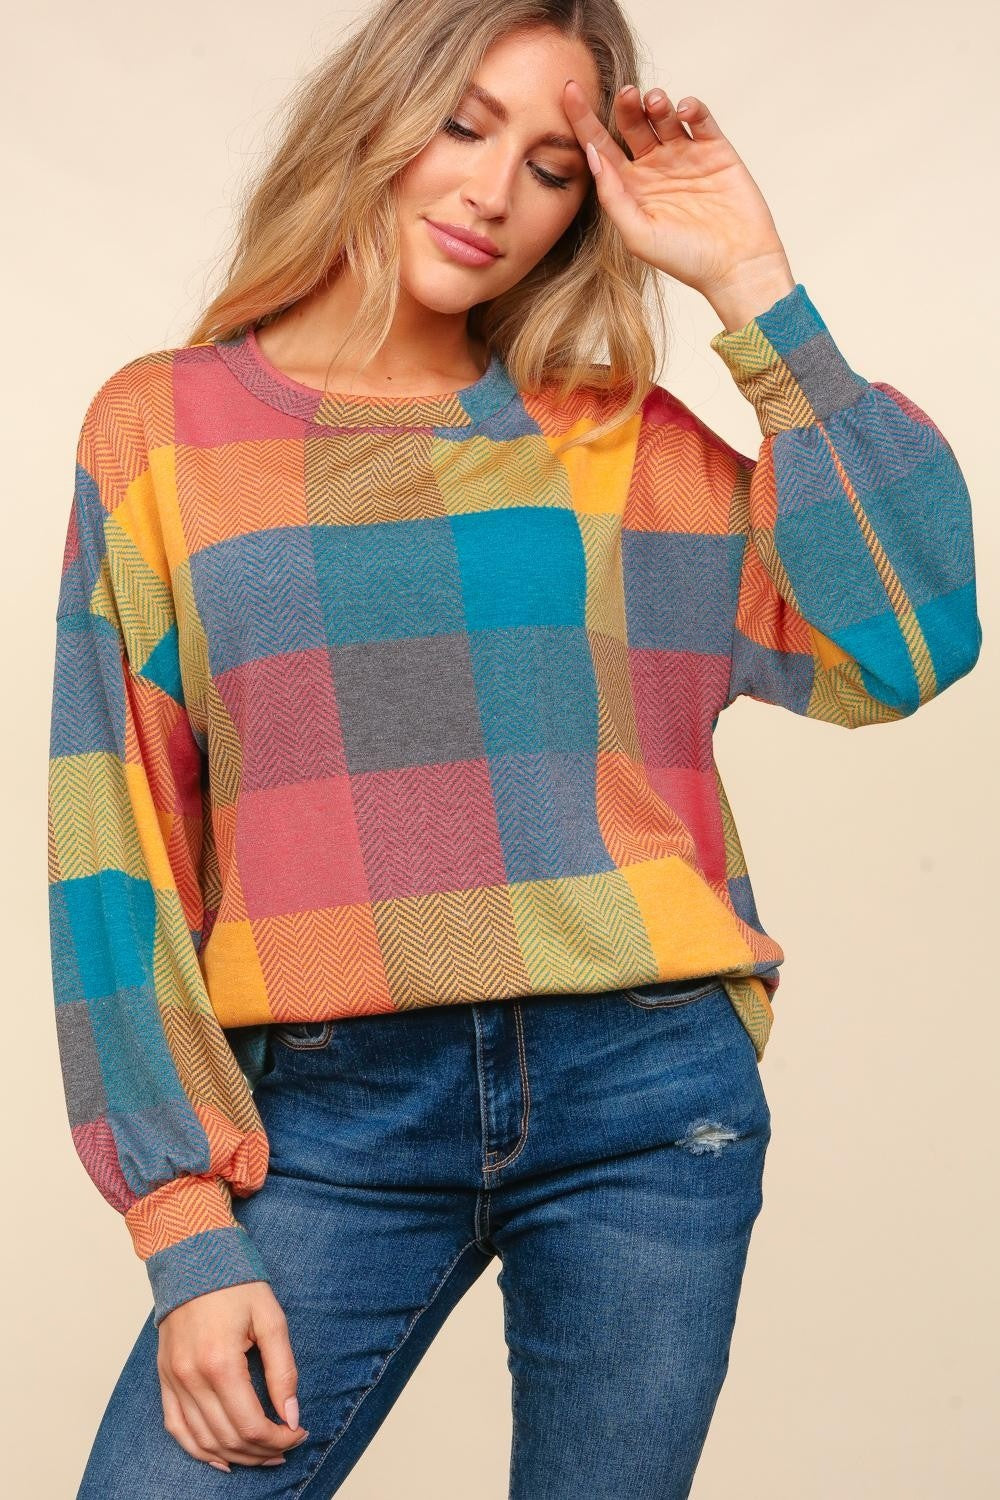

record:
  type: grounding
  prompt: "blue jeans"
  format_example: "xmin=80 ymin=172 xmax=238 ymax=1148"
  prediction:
xmin=78 ymin=979 xmax=772 ymax=1498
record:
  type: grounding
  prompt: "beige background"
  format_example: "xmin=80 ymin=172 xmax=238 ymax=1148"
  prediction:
xmin=5 ymin=1 xmax=997 ymax=1494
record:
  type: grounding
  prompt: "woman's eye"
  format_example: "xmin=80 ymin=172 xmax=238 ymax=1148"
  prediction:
xmin=442 ymin=116 xmax=477 ymax=141
xmin=440 ymin=117 xmax=572 ymax=192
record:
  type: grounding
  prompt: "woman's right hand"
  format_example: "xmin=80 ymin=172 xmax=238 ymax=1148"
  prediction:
xmin=157 ymin=1281 xmax=310 ymax=1471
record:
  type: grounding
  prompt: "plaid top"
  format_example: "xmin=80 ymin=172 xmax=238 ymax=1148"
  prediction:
xmin=48 ymin=282 xmax=982 ymax=1323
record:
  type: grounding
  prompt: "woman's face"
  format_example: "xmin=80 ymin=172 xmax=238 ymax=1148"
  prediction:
xmin=396 ymin=27 xmax=602 ymax=315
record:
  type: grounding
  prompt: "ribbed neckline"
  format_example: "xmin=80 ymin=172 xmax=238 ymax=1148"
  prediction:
xmin=212 ymin=324 xmax=517 ymax=430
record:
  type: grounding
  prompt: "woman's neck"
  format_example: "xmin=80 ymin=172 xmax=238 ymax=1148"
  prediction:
xmin=254 ymin=275 xmax=489 ymax=397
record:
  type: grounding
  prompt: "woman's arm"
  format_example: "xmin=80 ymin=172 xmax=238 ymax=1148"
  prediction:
xmin=708 ymin=281 xmax=982 ymax=724
xmin=569 ymin=84 xmax=981 ymax=724
xmin=48 ymin=370 xmax=306 ymax=1469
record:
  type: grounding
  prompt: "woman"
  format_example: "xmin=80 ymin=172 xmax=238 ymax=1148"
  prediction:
xmin=48 ymin=0 xmax=981 ymax=1495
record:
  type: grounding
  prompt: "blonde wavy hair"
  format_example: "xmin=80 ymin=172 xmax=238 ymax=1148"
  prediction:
xmin=187 ymin=0 xmax=671 ymax=455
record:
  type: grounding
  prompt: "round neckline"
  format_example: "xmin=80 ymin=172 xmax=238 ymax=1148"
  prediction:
xmin=212 ymin=323 xmax=517 ymax=429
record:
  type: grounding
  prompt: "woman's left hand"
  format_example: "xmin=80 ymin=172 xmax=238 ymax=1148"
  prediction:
xmin=564 ymin=79 xmax=794 ymax=312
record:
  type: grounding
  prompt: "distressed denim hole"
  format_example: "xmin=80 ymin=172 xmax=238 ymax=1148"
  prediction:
xmin=678 ymin=1119 xmax=740 ymax=1155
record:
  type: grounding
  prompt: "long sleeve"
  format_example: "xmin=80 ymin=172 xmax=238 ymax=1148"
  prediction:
xmin=708 ymin=282 xmax=982 ymax=726
xmin=47 ymin=373 xmax=272 ymax=1327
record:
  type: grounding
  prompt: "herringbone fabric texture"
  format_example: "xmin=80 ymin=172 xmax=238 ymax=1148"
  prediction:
xmin=47 ymin=283 xmax=982 ymax=1323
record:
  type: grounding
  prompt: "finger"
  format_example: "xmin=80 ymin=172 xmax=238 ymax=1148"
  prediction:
xmin=161 ymin=1380 xmax=232 ymax=1473
xmin=583 ymin=140 xmax=654 ymax=247
xmin=186 ymin=1374 xmax=285 ymax=1462
xmin=207 ymin=1352 xmax=303 ymax=1458
xmin=639 ymin=89 xmax=692 ymax=147
xmin=612 ymin=84 xmax=662 ymax=159
xmin=252 ymin=1303 xmax=304 ymax=1437
xmin=563 ymin=78 xmax=631 ymax=175
xmin=674 ymin=96 xmax=726 ymax=142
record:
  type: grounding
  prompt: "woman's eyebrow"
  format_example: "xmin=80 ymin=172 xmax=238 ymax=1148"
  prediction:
xmin=464 ymin=81 xmax=586 ymax=154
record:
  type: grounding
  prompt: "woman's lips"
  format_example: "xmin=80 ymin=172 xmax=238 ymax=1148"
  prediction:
xmin=424 ymin=219 xmax=500 ymax=266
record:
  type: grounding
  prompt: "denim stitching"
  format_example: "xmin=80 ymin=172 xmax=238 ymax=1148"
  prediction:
xmin=289 ymin=1238 xmax=484 ymax=1498
xmin=485 ymin=1000 xmax=531 ymax=1172
xmin=504 ymin=1257 xmax=523 ymax=1500
xmin=621 ymin=981 xmax=721 ymax=1011
xmin=273 ymin=1021 xmax=336 ymax=1050
xmin=472 ymin=1005 xmax=493 ymax=1174
xmin=475 ymin=1186 xmax=493 ymax=1249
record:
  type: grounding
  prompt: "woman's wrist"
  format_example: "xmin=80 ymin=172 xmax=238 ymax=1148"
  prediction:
xmin=702 ymin=252 xmax=797 ymax=332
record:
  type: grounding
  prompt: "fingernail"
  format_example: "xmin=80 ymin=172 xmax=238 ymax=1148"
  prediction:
xmin=647 ymin=91 xmax=665 ymax=104
xmin=262 ymin=1457 xmax=286 ymax=1466
xmin=284 ymin=1396 xmax=300 ymax=1429
xmin=585 ymin=142 xmax=602 ymax=175
xmin=209 ymin=1459 xmax=231 ymax=1472
xmin=677 ymin=100 xmax=690 ymax=112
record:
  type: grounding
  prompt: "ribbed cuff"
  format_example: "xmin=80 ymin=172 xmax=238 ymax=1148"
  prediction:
xmin=123 ymin=1172 xmax=271 ymax=1326
xmin=146 ymin=1222 xmax=271 ymax=1327
xmin=709 ymin=282 xmax=868 ymax=436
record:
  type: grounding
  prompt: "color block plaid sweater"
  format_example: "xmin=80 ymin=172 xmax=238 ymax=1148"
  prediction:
xmin=48 ymin=283 xmax=982 ymax=1324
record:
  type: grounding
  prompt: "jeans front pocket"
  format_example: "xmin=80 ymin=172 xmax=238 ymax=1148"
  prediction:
xmin=272 ymin=1019 xmax=336 ymax=1050
xmin=620 ymin=979 xmax=724 ymax=1011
